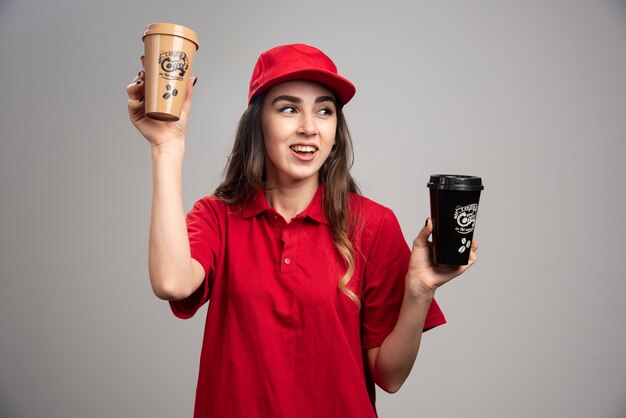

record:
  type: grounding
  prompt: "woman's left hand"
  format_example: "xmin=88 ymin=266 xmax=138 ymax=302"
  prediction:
xmin=406 ymin=218 xmax=478 ymax=297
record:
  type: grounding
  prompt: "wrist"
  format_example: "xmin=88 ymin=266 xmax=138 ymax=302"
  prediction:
xmin=405 ymin=276 xmax=436 ymax=303
xmin=151 ymin=140 xmax=185 ymax=158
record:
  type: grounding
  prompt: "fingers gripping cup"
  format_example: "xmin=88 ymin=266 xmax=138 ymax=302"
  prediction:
xmin=142 ymin=23 xmax=199 ymax=121
xmin=428 ymin=175 xmax=484 ymax=266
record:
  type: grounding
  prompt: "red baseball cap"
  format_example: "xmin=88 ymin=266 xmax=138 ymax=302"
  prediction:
xmin=248 ymin=44 xmax=356 ymax=106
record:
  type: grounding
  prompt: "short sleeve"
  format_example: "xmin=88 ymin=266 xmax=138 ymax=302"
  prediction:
xmin=361 ymin=208 xmax=446 ymax=349
xmin=169 ymin=197 xmax=221 ymax=319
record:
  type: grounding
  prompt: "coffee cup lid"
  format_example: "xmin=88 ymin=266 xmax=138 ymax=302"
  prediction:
xmin=142 ymin=23 xmax=199 ymax=50
xmin=427 ymin=174 xmax=484 ymax=191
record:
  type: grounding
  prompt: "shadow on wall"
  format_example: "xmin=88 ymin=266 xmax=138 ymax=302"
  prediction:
xmin=0 ymin=0 xmax=17 ymax=35
xmin=0 ymin=380 xmax=23 ymax=418
xmin=610 ymin=0 xmax=626 ymax=36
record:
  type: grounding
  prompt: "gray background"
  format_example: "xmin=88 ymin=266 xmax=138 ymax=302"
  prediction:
xmin=1 ymin=0 xmax=625 ymax=417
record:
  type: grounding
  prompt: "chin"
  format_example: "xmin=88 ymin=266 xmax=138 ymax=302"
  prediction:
xmin=288 ymin=169 xmax=321 ymax=183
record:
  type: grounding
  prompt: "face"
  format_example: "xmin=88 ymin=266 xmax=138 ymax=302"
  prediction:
xmin=261 ymin=80 xmax=337 ymax=188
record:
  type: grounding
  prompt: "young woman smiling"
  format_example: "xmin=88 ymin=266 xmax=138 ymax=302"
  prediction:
xmin=127 ymin=43 xmax=477 ymax=418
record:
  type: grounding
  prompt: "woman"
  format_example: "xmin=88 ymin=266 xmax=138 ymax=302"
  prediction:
xmin=127 ymin=44 xmax=477 ymax=418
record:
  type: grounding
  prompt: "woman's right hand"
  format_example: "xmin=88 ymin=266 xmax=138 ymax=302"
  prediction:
xmin=126 ymin=56 xmax=197 ymax=149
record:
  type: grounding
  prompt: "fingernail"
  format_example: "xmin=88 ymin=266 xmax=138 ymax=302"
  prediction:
xmin=140 ymin=55 xmax=145 ymax=61
xmin=425 ymin=218 xmax=429 ymax=227
xmin=139 ymin=97 xmax=144 ymax=102
xmin=192 ymin=77 xmax=198 ymax=86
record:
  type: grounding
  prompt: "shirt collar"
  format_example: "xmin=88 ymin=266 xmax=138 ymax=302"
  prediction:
xmin=300 ymin=185 xmax=329 ymax=225
xmin=242 ymin=185 xmax=329 ymax=225
xmin=242 ymin=188 xmax=268 ymax=219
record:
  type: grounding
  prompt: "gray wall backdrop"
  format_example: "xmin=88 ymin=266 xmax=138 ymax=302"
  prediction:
xmin=1 ymin=0 xmax=625 ymax=417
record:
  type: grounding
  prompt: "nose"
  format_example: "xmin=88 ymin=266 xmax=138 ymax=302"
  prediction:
xmin=296 ymin=112 xmax=317 ymax=136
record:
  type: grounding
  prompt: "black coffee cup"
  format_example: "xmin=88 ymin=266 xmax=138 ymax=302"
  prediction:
xmin=427 ymin=175 xmax=484 ymax=265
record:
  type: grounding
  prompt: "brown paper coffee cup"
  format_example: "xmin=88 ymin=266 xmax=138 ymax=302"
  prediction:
xmin=142 ymin=23 xmax=199 ymax=121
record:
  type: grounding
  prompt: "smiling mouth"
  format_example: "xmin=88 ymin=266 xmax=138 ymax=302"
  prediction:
xmin=290 ymin=145 xmax=318 ymax=154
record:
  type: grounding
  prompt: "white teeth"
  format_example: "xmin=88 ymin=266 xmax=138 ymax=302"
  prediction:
xmin=291 ymin=145 xmax=317 ymax=153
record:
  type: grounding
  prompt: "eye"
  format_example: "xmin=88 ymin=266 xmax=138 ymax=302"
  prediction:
xmin=279 ymin=106 xmax=297 ymax=114
xmin=318 ymin=107 xmax=335 ymax=116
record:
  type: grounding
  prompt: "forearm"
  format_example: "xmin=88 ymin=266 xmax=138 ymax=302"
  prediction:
xmin=370 ymin=217 xmax=476 ymax=393
xmin=372 ymin=283 xmax=435 ymax=393
xmin=148 ymin=142 xmax=197 ymax=300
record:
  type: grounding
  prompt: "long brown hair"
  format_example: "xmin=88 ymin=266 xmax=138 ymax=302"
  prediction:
xmin=215 ymin=92 xmax=361 ymax=306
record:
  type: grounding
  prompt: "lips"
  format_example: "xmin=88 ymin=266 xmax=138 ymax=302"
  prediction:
xmin=290 ymin=145 xmax=318 ymax=154
xmin=288 ymin=144 xmax=319 ymax=162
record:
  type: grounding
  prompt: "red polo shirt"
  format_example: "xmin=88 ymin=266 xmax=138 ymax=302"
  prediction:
xmin=170 ymin=186 xmax=445 ymax=418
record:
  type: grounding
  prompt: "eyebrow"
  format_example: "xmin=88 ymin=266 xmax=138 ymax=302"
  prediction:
xmin=315 ymin=95 xmax=337 ymax=105
xmin=270 ymin=95 xmax=337 ymax=105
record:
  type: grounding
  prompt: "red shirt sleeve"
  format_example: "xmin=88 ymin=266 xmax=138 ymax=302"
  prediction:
xmin=360 ymin=207 xmax=446 ymax=349
xmin=169 ymin=197 xmax=222 ymax=319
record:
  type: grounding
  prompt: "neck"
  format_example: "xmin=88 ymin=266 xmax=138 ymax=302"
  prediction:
xmin=264 ymin=177 xmax=319 ymax=223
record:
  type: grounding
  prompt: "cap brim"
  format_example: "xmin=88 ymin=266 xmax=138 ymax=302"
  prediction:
xmin=249 ymin=68 xmax=356 ymax=106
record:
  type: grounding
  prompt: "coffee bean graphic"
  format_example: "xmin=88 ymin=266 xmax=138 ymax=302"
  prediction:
xmin=162 ymin=84 xmax=174 ymax=100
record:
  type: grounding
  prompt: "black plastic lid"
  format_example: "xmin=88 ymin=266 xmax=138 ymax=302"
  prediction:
xmin=427 ymin=174 xmax=484 ymax=191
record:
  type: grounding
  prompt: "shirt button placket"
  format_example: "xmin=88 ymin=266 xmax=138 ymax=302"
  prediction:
xmin=281 ymin=225 xmax=296 ymax=273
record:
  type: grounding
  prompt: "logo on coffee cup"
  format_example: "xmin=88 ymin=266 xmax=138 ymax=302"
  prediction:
xmin=453 ymin=203 xmax=478 ymax=234
xmin=158 ymin=51 xmax=189 ymax=81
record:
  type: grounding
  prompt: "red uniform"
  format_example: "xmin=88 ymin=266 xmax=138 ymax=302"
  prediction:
xmin=171 ymin=186 xmax=446 ymax=417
